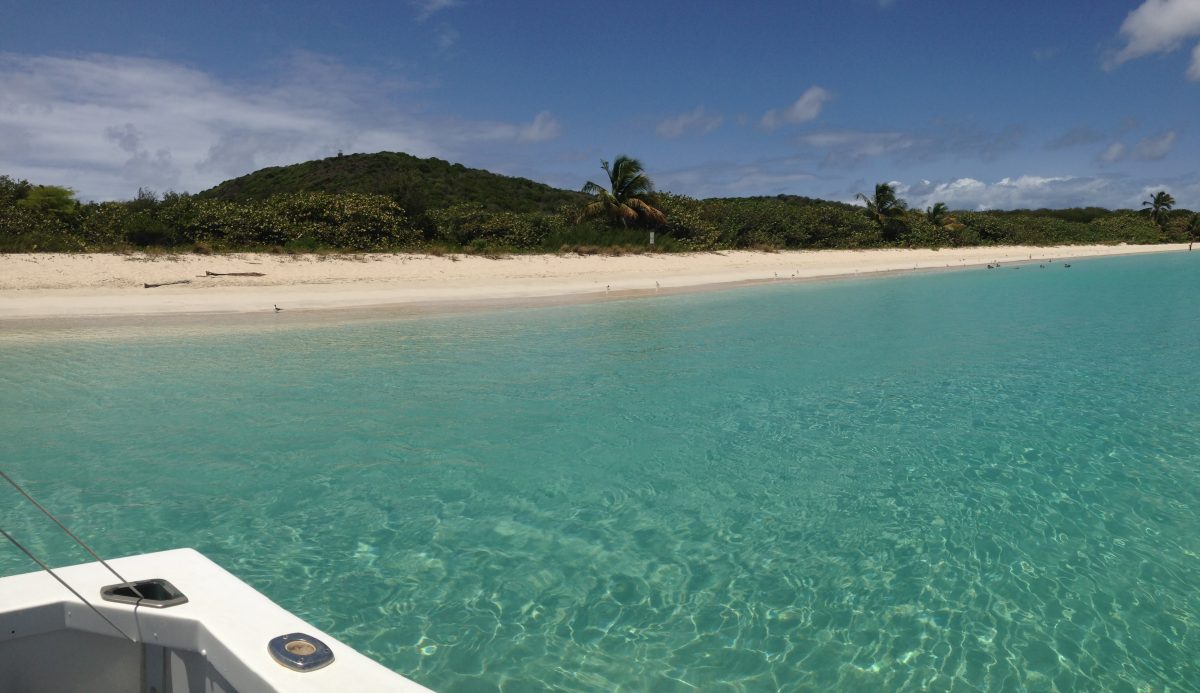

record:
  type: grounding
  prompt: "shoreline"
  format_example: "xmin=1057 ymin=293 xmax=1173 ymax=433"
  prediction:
xmin=0 ymin=244 xmax=1189 ymax=327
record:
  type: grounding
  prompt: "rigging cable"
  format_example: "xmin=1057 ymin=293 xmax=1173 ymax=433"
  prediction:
xmin=1 ymin=469 xmax=139 ymax=642
xmin=0 ymin=527 xmax=135 ymax=642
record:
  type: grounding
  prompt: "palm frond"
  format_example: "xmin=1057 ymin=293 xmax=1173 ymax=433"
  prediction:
xmin=626 ymin=197 xmax=667 ymax=225
xmin=576 ymin=200 xmax=611 ymax=223
xmin=614 ymin=204 xmax=640 ymax=222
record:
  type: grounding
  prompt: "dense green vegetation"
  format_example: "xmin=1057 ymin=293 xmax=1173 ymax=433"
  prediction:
xmin=198 ymin=151 xmax=585 ymax=217
xmin=0 ymin=154 xmax=1195 ymax=255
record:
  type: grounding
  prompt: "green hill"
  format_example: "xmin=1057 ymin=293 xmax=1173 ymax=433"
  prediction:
xmin=197 ymin=151 xmax=585 ymax=215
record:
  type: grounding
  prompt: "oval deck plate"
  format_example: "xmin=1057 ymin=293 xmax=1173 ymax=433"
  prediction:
xmin=268 ymin=632 xmax=335 ymax=672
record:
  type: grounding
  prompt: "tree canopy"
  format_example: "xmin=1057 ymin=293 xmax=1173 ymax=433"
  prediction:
xmin=17 ymin=185 xmax=77 ymax=216
xmin=857 ymin=183 xmax=908 ymax=241
xmin=199 ymin=151 xmax=585 ymax=215
xmin=1142 ymin=190 xmax=1175 ymax=228
xmin=577 ymin=156 xmax=666 ymax=227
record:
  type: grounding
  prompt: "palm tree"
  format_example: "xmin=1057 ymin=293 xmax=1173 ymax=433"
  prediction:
xmin=925 ymin=202 xmax=950 ymax=227
xmin=577 ymin=156 xmax=666 ymax=227
xmin=857 ymin=183 xmax=908 ymax=240
xmin=1142 ymin=190 xmax=1175 ymax=229
xmin=925 ymin=201 xmax=965 ymax=239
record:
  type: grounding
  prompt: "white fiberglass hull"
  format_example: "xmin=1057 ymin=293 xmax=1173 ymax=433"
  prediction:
xmin=0 ymin=548 xmax=432 ymax=692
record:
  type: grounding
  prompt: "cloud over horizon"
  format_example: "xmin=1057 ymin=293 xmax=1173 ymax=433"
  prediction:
xmin=897 ymin=173 xmax=1193 ymax=211
xmin=0 ymin=52 xmax=559 ymax=200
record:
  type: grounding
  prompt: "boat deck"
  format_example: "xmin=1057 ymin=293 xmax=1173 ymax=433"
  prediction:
xmin=0 ymin=548 xmax=431 ymax=692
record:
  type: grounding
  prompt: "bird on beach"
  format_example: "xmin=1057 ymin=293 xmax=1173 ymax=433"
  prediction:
xmin=274 ymin=304 xmax=282 ymax=312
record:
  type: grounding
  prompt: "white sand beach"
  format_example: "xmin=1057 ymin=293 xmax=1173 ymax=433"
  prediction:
xmin=0 ymin=244 xmax=1189 ymax=321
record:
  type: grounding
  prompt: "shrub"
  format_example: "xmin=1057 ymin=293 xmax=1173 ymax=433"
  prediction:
xmin=431 ymin=204 xmax=563 ymax=250
xmin=900 ymin=215 xmax=953 ymax=249
xmin=78 ymin=202 xmax=132 ymax=247
xmin=0 ymin=204 xmax=83 ymax=251
xmin=1087 ymin=213 xmax=1161 ymax=244
xmin=124 ymin=213 xmax=178 ymax=247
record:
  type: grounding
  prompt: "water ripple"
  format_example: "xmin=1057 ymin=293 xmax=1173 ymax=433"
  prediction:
xmin=2 ymin=253 xmax=1198 ymax=691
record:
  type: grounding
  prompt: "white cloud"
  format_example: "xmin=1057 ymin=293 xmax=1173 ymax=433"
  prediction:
xmin=449 ymin=110 xmax=561 ymax=144
xmin=800 ymin=130 xmax=920 ymax=163
xmin=1189 ymin=42 xmax=1200 ymax=79
xmin=902 ymin=175 xmax=1111 ymax=210
xmin=436 ymin=26 xmax=460 ymax=52
xmin=654 ymin=162 xmax=1198 ymax=209
xmin=1137 ymin=183 xmax=1175 ymax=202
xmin=656 ymin=157 xmax=816 ymax=198
xmin=655 ymin=106 xmax=722 ymax=139
xmin=0 ymin=52 xmax=558 ymax=200
xmin=413 ymin=0 xmax=459 ymax=22
xmin=761 ymin=86 xmax=831 ymax=130
xmin=1110 ymin=0 xmax=1200 ymax=76
xmin=799 ymin=123 xmax=1022 ymax=167
xmin=1099 ymin=130 xmax=1178 ymax=163
xmin=517 ymin=111 xmax=561 ymax=143
xmin=896 ymin=174 xmax=1200 ymax=211
xmin=1132 ymin=130 xmax=1178 ymax=159
xmin=1101 ymin=142 xmax=1127 ymax=162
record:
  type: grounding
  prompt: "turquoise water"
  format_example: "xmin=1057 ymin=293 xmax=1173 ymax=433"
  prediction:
xmin=2 ymin=254 xmax=1198 ymax=691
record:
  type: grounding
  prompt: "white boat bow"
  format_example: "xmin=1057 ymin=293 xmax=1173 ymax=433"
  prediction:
xmin=0 ymin=547 xmax=433 ymax=692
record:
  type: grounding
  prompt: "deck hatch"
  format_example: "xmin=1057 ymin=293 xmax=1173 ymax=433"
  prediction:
xmin=100 ymin=578 xmax=189 ymax=608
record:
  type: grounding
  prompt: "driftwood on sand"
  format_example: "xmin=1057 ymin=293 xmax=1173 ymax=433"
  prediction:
xmin=143 ymin=270 xmax=263 ymax=288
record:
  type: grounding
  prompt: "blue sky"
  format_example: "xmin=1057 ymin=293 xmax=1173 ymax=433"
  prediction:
xmin=1 ymin=0 xmax=1198 ymax=210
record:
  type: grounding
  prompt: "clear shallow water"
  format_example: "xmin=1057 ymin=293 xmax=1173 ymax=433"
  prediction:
xmin=2 ymin=254 xmax=1198 ymax=691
